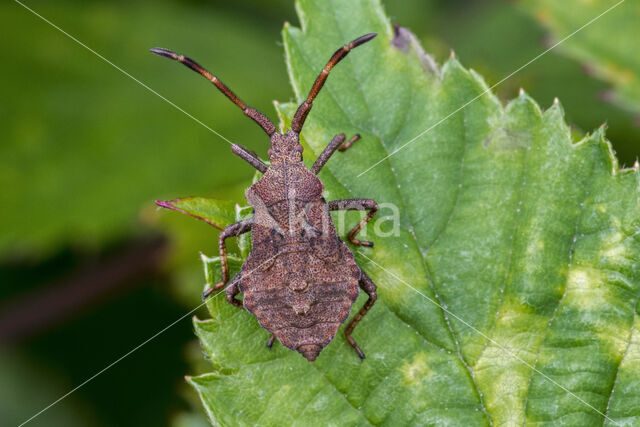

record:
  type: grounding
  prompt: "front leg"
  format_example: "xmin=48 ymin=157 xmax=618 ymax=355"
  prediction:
xmin=203 ymin=218 xmax=252 ymax=299
xmin=311 ymin=133 xmax=360 ymax=175
xmin=231 ymin=143 xmax=268 ymax=173
xmin=328 ymin=198 xmax=378 ymax=247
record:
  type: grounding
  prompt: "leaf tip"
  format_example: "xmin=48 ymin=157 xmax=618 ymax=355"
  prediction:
xmin=155 ymin=199 xmax=173 ymax=209
xmin=515 ymin=87 xmax=534 ymax=105
xmin=391 ymin=23 xmax=440 ymax=77
xmin=547 ymin=96 xmax=565 ymax=117
xmin=593 ymin=122 xmax=608 ymax=141
xmin=586 ymin=123 xmax=620 ymax=175
xmin=515 ymin=88 xmax=539 ymax=111
xmin=193 ymin=315 xmax=210 ymax=330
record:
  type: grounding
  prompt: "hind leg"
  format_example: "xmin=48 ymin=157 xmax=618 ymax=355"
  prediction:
xmin=345 ymin=269 xmax=377 ymax=359
xmin=224 ymin=274 xmax=277 ymax=347
xmin=266 ymin=335 xmax=276 ymax=348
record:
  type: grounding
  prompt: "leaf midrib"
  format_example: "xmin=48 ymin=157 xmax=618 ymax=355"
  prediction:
xmin=471 ymin=108 xmax=533 ymax=369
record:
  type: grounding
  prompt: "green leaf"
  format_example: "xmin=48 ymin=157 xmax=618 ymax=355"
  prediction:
xmin=186 ymin=0 xmax=640 ymax=424
xmin=520 ymin=0 xmax=640 ymax=114
xmin=201 ymin=255 xmax=243 ymax=293
xmin=156 ymin=197 xmax=237 ymax=230
xmin=160 ymin=197 xmax=254 ymax=261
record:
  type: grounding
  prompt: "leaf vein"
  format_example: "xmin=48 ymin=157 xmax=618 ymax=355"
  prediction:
xmin=603 ymin=303 xmax=640 ymax=425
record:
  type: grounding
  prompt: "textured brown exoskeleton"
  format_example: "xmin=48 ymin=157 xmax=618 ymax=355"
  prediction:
xmin=151 ymin=33 xmax=379 ymax=361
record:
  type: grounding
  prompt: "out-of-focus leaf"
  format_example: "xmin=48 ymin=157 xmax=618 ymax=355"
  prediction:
xmin=521 ymin=0 xmax=640 ymax=114
xmin=171 ymin=412 xmax=211 ymax=427
xmin=0 ymin=351 xmax=97 ymax=426
xmin=172 ymin=0 xmax=640 ymax=424
xmin=0 ymin=0 xmax=288 ymax=257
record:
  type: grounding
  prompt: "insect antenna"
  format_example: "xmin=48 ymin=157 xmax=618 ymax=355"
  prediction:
xmin=150 ymin=47 xmax=276 ymax=137
xmin=290 ymin=33 xmax=377 ymax=133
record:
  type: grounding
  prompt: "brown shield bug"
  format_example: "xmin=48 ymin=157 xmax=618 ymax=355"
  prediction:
xmin=151 ymin=33 xmax=378 ymax=361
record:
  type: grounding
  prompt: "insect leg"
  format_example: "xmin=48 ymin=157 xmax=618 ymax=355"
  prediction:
xmin=203 ymin=218 xmax=252 ymax=300
xmin=311 ymin=133 xmax=360 ymax=175
xmin=231 ymin=143 xmax=268 ymax=173
xmin=327 ymin=198 xmax=378 ymax=247
xmin=291 ymin=33 xmax=377 ymax=133
xmin=224 ymin=274 xmax=243 ymax=308
xmin=337 ymin=133 xmax=360 ymax=152
xmin=266 ymin=335 xmax=276 ymax=349
xmin=345 ymin=269 xmax=377 ymax=359
xmin=150 ymin=48 xmax=276 ymax=137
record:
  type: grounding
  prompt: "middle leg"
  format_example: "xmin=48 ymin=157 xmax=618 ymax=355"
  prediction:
xmin=203 ymin=218 xmax=252 ymax=299
xmin=328 ymin=198 xmax=378 ymax=247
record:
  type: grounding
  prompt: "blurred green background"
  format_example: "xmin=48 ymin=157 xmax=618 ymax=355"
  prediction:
xmin=1 ymin=0 xmax=638 ymax=425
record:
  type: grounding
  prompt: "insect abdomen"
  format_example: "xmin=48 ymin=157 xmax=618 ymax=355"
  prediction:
xmin=241 ymin=249 xmax=359 ymax=361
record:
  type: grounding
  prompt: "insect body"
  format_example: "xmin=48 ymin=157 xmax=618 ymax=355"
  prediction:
xmin=152 ymin=33 xmax=379 ymax=361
